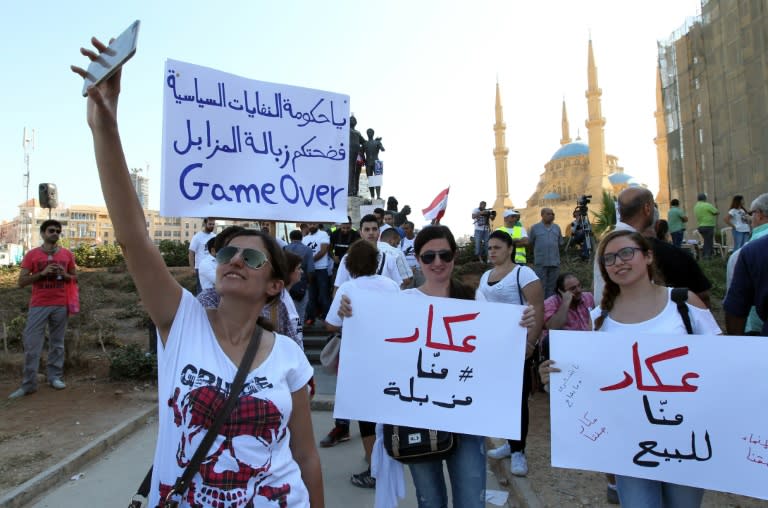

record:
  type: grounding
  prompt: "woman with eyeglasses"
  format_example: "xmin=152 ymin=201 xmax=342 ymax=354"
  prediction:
xmin=477 ymin=230 xmax=544 ymax=477
xmin=540 ymin=230 xmax=719 ymax=508
xmin=73 ymin=39 xmax=323 ymax=507
xmin=337 ymin=225 xmax=536 ymax=507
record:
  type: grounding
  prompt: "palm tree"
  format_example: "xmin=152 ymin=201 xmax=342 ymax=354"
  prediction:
xmin=590 ymin=190 xmax=617 ymax=238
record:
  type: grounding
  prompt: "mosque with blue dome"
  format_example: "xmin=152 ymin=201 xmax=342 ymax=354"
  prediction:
xmin=491 ymin=39 xmax=641 ymax=232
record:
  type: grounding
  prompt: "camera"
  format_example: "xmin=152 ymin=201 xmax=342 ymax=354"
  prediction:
xmin=575 ymin=194 xmax=592 ymax=217
xmin=479 ymin=209 xmax=497 ymax=220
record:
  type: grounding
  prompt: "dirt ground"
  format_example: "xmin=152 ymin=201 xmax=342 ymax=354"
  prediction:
xmin=0 ymin=266 xmax=175 ymax=498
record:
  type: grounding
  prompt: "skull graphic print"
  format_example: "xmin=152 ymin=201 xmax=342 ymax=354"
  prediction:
xmin=161 ymin=385 xmax=290 ymax=507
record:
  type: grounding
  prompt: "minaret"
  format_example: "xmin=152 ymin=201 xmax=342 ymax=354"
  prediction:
xmin=492 ymin=81 xmax=513 ymax=222
xmin=584 ymin=39 xmax=611 ymax=197
xmin=560 ymin=99 xmax=572 ymax=146
xmin=654 ymin=65 xmax=671 ymax=216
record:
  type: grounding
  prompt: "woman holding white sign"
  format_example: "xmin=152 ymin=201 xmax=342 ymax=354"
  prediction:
xmin=540 ymin=230 xmax=720 ymax=508
xmin=338 ymin=225 xmax=537 ymax=508
xmin=73 ymin=37 xmax=323 ymax=507
xmin=476 ymin=229 xmax=544 ymax=477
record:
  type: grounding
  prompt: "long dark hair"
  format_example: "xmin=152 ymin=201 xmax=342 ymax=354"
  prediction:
xmin=594 ymin=230 xmax=655 ymax=330
xmin=729 ymin=194 xmax=745 ymax=210
xmin=413 ymin=225 xmax=474 ymax=300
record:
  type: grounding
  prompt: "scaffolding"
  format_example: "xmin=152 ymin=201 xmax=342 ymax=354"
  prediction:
xmin=657 ymin=0 xmax=768 ymax=215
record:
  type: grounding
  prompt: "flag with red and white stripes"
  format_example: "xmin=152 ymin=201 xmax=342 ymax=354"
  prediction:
xmin=422 ymin=187 xmax=450 ymax=224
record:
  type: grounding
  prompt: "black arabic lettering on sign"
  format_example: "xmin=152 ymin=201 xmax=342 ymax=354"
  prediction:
xmin=632 ymin=430 xmax=712 ymax=467
xmin=167 ymin=70 xmax=347 ymax=129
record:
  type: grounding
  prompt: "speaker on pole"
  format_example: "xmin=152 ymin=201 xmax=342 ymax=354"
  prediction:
xmin=39 ymin=183 xmax=58 ymax=209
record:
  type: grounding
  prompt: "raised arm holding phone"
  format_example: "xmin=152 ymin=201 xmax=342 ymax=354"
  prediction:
xmin=72 ymin=30 xmax=323 ymax=507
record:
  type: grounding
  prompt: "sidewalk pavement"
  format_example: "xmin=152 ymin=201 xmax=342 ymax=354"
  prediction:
xmin=2 ymin=366 xmax=534 ymax=507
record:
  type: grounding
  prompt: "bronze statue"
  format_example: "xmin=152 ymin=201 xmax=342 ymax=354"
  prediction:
xmin=347 ymin=115 xmax=366 ymax=196
xmin=364 ymin=128 xmax=385 ymax=200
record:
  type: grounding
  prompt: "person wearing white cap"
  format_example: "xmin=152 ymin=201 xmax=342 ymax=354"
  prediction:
xmin=496 ymin=210 xmax=528 ymax=264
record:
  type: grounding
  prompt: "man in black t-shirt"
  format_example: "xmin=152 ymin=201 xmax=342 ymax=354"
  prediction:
xmin=329 ymin=217 xmax=360 ymax=276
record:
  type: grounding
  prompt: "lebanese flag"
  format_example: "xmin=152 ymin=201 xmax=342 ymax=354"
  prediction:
xmin=422 ymin=187 xmax=450 ymax=224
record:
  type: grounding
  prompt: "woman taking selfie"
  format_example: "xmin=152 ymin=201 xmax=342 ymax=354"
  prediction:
xmin=540 ymin=230 xmax=720 ymax=507
xmin=73 ymin=36 xmax=323 ymax=507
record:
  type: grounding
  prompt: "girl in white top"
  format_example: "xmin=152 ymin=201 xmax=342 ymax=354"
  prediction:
xmin=73 ymin=39 xmax=323 ymax=507
xmin=197 ymin=238 xmax=218 ymax=291
xmin=725 ymin=194 xmax=752 ymax=250
xmin=540 ymin=230 xmax=720 ymax=508
xmin=475 ymin=229 xmax=544 ymax=477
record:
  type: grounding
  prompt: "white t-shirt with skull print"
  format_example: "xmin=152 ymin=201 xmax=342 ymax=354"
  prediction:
xmin=150 ymin=290 xmax=313 ymax=508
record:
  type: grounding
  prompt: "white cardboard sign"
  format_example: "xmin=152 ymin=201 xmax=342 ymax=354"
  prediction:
xmin=161 ymin=59 xmax=349 ymax=222
xmin=550 ymin=331 xmax=768 ymax=500
xmin=334 ymin=289 xmax=527 ymax=439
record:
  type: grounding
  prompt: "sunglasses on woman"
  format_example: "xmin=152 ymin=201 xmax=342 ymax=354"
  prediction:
xmin=419 ymin=249 xmax=454 ymax=264
xmin=215 ymin=246 xmax=269 ymax=270
xmin=601 ymin=246 xmax=644 ymax=266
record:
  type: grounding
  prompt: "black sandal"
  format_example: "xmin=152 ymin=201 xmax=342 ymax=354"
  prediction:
xmin=350 ymin=468 xmax=376 ymax=489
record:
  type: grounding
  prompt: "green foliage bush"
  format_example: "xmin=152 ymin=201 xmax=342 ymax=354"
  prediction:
xmin=73 ymin=243 xmax=124 ymax=268
xmin=159 ymin=240 xmax=190 ymax=267
xmin=6 ymin=315 xmax=26 ymax=347
xmin=109 ymin=343 xmax=156 ymax=380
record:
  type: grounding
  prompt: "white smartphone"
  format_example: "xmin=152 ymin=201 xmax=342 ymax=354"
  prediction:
xmin=81 ymin=20 xmax=141 ymax=96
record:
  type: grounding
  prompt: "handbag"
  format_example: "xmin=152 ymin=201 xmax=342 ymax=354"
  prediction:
xmin=382 ymin=424 xmax=457 ymax=463
xmin=129 ymin=326 xmax=263 ymax=508
xmin=319 ymin=333 xmax=341 ymax=374
xmin=67 ymin=281 xmax=80 ymax=315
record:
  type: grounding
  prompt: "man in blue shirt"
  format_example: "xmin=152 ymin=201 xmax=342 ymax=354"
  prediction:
xmin=724 ymin=234 xmax=768 ymax=336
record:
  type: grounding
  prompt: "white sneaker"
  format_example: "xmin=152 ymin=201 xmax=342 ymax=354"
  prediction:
xmin=50 ymin=379 xmax=66 ymax=390
xmin=510 ymin=451 xmax=528 ymax=476
xmin=487 ymin=442 xmax=511 ymax=459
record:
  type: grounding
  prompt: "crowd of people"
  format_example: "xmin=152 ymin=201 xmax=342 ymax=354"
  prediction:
xmin=5 ymin=36 xmax=762 ymax=508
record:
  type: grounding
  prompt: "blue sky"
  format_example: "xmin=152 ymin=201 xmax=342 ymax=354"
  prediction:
xmin=1 ymin=0 xmax=700 ymax=237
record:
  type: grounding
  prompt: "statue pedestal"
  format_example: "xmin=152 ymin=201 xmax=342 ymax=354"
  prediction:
xmin=348 ymin=196 xmax=365 ymax=226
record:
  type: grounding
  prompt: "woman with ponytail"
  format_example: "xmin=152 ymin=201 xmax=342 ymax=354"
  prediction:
xmin=539 ymin=230 xmax=720 ymax=507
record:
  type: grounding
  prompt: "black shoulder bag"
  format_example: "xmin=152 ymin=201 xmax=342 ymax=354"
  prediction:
xmin=129 ymin=326 xmax=263 ymax=508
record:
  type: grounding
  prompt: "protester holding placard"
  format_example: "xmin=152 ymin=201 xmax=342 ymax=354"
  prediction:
xmin=540 ymin=230 xmax=720 ymax=507
xmin=476 ymin=229 xmax=544 ymax=477
xmin=73 ymin=40 xmax=323 ymax=508
xmin=337 ymin=225 xmax=536 ymax=508
xmin=325 ymin=239 xmax=401 ymax=489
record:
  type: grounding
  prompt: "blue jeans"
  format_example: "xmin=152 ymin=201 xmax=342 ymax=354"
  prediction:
xmin=474 ymin=229 xmax=489 ymax=259
xmin=733 ymin=230 xmax=749 ymax=250
xmin=698 ymin=226 xmax=715 ymax=258
xmin=670 ymin=230 xmax=684 ymax=248
xmin=22 ymin=306 xmax=68 ymax=392
xmin=616 ymin=475 xmax=703 ymax=508
xmin=307 ymin=270 xmax=330 ymax=320
xmin=408 ymin=434 xmax=486 ymax=508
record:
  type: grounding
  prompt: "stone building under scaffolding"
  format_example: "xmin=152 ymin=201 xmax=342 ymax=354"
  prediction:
xmin=658 ymin=0 xmax=768 ymax=226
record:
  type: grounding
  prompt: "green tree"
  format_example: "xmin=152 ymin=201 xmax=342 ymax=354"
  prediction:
xmin=590 ymin=190 xmax=617 ymax=238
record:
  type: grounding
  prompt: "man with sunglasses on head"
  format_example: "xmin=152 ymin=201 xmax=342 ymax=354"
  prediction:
xmin=10 ymin=220 xmax=77 ymax=399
